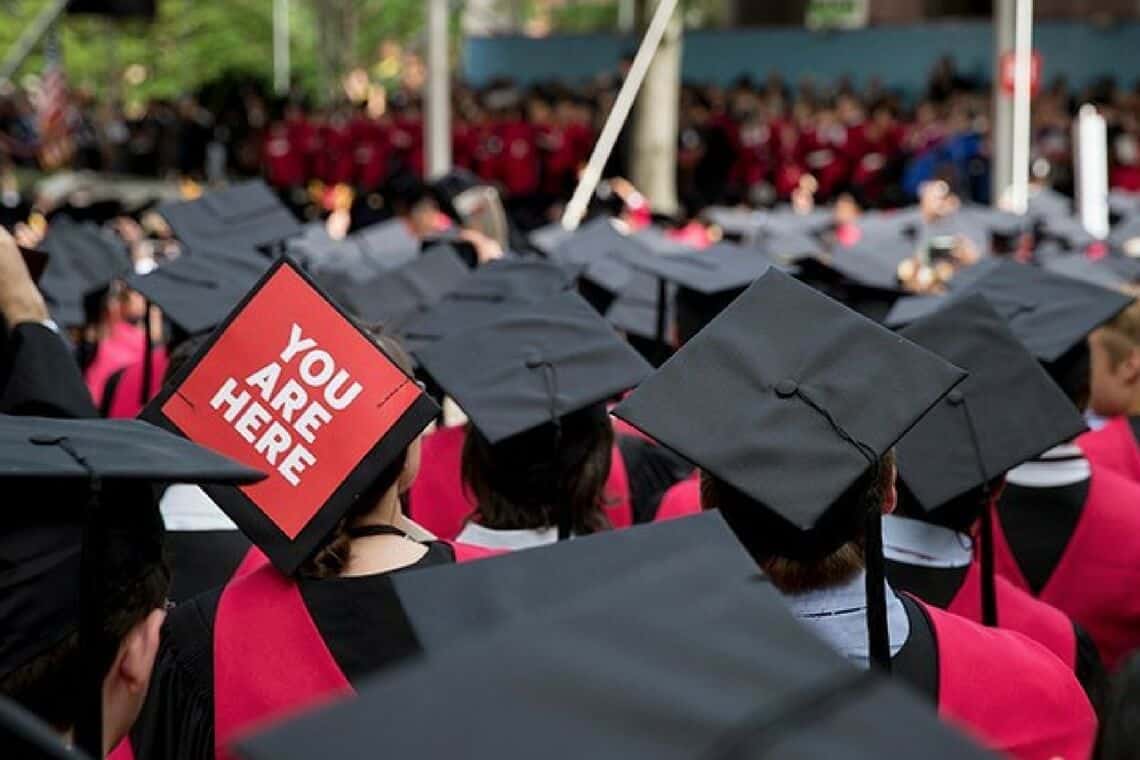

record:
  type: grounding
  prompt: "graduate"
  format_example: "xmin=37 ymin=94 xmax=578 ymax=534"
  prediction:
xmin=966 ymin=267 xmax=1140 ymax=672
xmin=1080 ymin=301 xmax=1140 ymax=483
xmin=0 ymin=226 xmax=98 ymax=420
xmin=884 ymin=294 xmax=1106 ymax=705
xmin=413 ymin=292 xmax=651 ymax=550
xmin=0 ymin=416 xmax=263 ymax=759
xmin=236 ymin=532 xmax=995 ymax=760
xmin=123 ymin=259 xmax=495 ymax=760
xmin=613 ymin=268 xmax=1098 ymax=759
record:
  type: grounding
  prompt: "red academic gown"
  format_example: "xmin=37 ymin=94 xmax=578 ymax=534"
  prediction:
xmin=1077 ymin=416 xmax=1140 ymax=484
xmin=351 ymin=117 xmax=390 ymax=191
xmin=408 ymin=424 xmax=633 ymax=541
xmin=915 ymin=600 xmax=1097 ymax=760
xmin=102 ymin=349 xmax=169 ymax=418
xmin=218 ymin=543 xmax=496 ymax=760
xmin=946 ymin=559 xmax=1077 ymax=670
xmin=991 ymin=462 xmax=1140 ymax=670
xmin=653 ymin=474 xmax=700 ymax=523
xmin=263 ymin=121 xmax=307 ymax=189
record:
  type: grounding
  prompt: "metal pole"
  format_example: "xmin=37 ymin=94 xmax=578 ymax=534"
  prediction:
xmin=273 ymin=0 xmax=291 ymax=96
xmin=0 ymin=0 xmax=71 ymax=85
xmin=1074 ymin=104 xmax=1109 ymax=240
xmin=561 ymin=0 xmax=680 ymax=231
xmin=993 ymin=0 xmax=1032 ymax=212
xmin=425 ymin=0 xmax=452 ymax=179
xmin=1008 ymin=0 xmax=1033 ymax=214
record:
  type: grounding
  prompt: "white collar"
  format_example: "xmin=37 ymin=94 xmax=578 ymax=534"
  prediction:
xmin=159 ymin=485 xmax=238 ymax=532
xmin=881 ymin=514 xmax=972 ymax=569
xmin=455 ymin=522 xmax=561 ymax=551
xmin=782 ymin=571 xmax=910 ymax=670
xmin=1006 ymin=443 xmax=1091 ymax=488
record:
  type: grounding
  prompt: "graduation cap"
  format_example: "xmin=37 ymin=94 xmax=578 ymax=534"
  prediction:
xmin=159 ymin=180 xmax=301 ymax=254
xmin=1043 ymin=254 xmax=1133 ymax=292
xmin=320 ymin=246 xmax=471 ymax=329
xmin=528 ymin=222 xmax=573 ymax=257
xmin=0 ymin=415 xmax=263 ymax=757
xmin=415 ymin=291 xmax=651 ymax=447
xmin=351 ymin=218 xmax=421 ymax=272
xmin=1040 ymin=214 xmax=1097 ymax=251
xmin=1 ymin=695 xmax=92 ymax=760
xmin=619 ymin=241 xmax=780 ymax=346
xmin=444 ymin=257 xmax=575 ymax=302
xmin=614 ymin=268 xmax=965 ymax=669
xmin=124 ymin=253 xmax=270 ymax=337
xmin=141 ymin=256 xmax=439 ymax=575
xmin=893 ymin=260 xmax=1133 ymax=365
xmin=238 ymin=537 xmax=991 ymax=760
xmin=828 ymin=230 xmax=916 ymax=290
xmin=895 ymin=296 xmax=1087 ymax=626
xmin=37 ymin=218 xmax=131 ymax=327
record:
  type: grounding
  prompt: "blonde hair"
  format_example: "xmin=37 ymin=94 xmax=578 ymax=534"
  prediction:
xmin=1098 ymin=300 xmax=1140 ymax=369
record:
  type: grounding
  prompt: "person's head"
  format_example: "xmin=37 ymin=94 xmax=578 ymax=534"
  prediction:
xmin=699 ymin=451 xmax=897 ymax=594
xmin=896 ymin=476 xmax=1005 ymax=535
xmin=1089 ymin=301 xmax=1140 ymax=417
xmin=0 ymin=480 xmax=169 ymax=753
xmin=297 ymin=330 xmax=422 ymax=579
xmin=461 ymin=404 xmax=614 ymax=535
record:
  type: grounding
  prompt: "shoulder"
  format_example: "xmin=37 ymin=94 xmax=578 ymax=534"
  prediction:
xmin=923 ymin=602 xmax=1095 ymax=728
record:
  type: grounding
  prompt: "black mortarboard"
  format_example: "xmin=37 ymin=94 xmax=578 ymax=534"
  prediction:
xmin=792 ymin=256 xmax=905 ymax=323
xmin=1109 ymin=213 xmax=1140 ymax=252
xmin=238 ymin=540 xmax=991 ymax=760
xmin=895 ymin=295 xmax=1087 ymax=627
xmin=1039 ymin=214 xmax=1097 ymax=251
xmin=390 ymin=513 xmax=750 ymax=644
xmin=704 ymin=206 xmax=767 ymax=240
xmin=1043 ymin=255 xmax=1132 ymax=292
xmin=927 ymin=260 xmax=1130 ymax=364
xmin=528 ymin=222 xmax=573 ymax=257
xmin=621 ymin=241 xmax=780 ymax=296
xmin=159 ymin=181 xmax=301 ymax=254
xmin=1026 ymin=186 xmax=1071 ymax=220
xmin=884 ymin=294 xmax=945 ymax=328
xmin=614 ymin=268 xmax=964 ymax=560
xmin=829 ymin=231 xmax=915 ymax=290
xmin=619 ymin=241 xmax=781 ymax=347
xmin=0 ymin=415 xmax=263 ymax=757
xmin=124 ymin=253 xmax=270 ymax=336
xmin=415 ymin=292 xmax=651 ymax=445
xmin=446 ymin=257 xmax=575 ymax=302
xmin=896 ymin=295 xmax=1086 ymax=514
xmin=352 ymin=218 xmax=421 ymax=272
xmin=322 ymin=246 xmax=471 ymax=329
xmin=37 ymin=218 xmax=130 ymax=327
xmin=614 ymin=269 xmax=964 ymax=670
xmin=0 ymin=695 xmax=92 ymax=760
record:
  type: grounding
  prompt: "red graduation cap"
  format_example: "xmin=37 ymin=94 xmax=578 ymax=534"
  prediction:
xmin=142 ymin=256 xmax=440 ymax=574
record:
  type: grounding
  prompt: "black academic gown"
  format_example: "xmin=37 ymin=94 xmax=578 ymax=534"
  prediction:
xmin=0 ymin=322 xmax=97 ymax=419
xmin=128 ymin=543 xmax=457 ymax=760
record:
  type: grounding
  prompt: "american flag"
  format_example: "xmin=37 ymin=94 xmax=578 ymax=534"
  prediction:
xmin=36 ymin=27 xmax=73 ymax=169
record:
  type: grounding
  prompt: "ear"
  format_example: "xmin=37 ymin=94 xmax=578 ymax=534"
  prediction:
xmin=881 ymin=459 xmax=898 ymax=516
xmin=1124 ymin=348 xmax=1140 ymax=385
xmin=397 ymin=436 xmax=422 ymax=494
xmin=111 ymin=608 xmax=166 ymax=697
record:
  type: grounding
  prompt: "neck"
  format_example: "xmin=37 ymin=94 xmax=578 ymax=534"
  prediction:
xmin=341 ymin=486 xmax=428 ymax=577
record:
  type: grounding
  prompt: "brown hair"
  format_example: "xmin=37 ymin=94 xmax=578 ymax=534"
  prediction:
xmin=296 ymin=327 xmax=415 ymax=579
xmin=461 ymin=404 xmax=613 ymax=535
xmin=700 ymin=451 xmax=895 ymax=594
xmin=1098 ymin=300 xmax=1140 ymax=369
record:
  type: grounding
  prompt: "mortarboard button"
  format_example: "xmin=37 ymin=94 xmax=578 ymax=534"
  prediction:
xmin=945 ymin=390 xmax=964 ymax=406
xmin=775 ymin=379 xmax=798 ymax=398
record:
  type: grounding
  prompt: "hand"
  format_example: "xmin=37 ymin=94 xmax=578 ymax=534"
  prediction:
xmin=458 ymin=229 xmax=505 ymax=265
xmin=0 ymin=226 xmax=49 ymax=327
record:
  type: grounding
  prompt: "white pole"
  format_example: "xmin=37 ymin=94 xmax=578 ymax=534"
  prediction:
xmin=273 ymin=0 xmax=290 ymax=96
xmin=1074 ymin=104 xmax=1109 ymax=240
xmin=561 ymin=0 xmax=680 ymax=230
xmin=425 ymin=0 xmax=452 ymax=179
xmin=1007 ymin=0 xmax=1033 ymax=213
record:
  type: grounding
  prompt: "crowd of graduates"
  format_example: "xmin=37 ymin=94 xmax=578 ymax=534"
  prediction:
xmin=10 ymin=55 xmax=1140 ymax=226
xmin=7 ymin=152 xmax=1140 ymax=760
